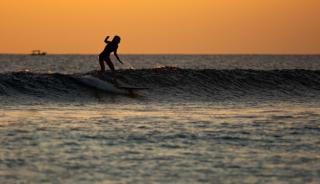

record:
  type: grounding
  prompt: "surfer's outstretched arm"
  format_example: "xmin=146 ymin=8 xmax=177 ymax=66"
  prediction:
xmin=104 ymin=36 xmax=111 ymax=44
xmin=114 ymin=50 xmax=123 ymax=64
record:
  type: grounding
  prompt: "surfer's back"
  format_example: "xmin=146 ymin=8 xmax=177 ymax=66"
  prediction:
xmin=102 ymin=43 xmax=118 ymax=55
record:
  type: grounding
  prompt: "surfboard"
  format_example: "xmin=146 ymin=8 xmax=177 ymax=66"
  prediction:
xmin=76 ymin=75 xmax=147 ymax=95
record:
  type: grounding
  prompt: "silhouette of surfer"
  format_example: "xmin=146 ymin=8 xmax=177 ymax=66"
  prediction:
xmin=99 ymin=35 xmax=123 ymax=73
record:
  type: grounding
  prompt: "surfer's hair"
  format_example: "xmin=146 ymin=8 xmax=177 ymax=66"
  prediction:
xmin=112 ymin=36 xmax=121 ymax=44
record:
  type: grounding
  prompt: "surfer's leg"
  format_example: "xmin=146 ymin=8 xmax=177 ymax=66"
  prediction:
xmin=105 ymin=58 xmax=115 ymax=72
xmin=99 ymin=55 xmax=105 ymax=72
xmin=104 ymin=58 xmax=118 ymax=84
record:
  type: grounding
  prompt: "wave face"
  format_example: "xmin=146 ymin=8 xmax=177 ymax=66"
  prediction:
xmin=1 ymin=67 xmax=320 ymax=102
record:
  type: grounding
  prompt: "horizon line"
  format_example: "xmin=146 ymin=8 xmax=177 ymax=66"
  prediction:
xmin=0 ymin=53 xmax=319 ymax=56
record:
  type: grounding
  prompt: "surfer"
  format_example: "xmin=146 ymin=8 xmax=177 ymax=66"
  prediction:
xmin=99 ymin=35 xmax=123 ymax=73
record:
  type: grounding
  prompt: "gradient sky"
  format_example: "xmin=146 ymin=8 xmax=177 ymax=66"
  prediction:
xmin=0 ymin=0 xmax=319 ymax=54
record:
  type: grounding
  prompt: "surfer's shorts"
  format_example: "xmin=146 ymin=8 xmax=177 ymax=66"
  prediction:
xmin=99 ymin=54 xmax=110 ymax=61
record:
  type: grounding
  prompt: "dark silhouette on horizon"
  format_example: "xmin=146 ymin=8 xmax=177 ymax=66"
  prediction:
xmin=31 ymin=50 xmax=47 ymax=56
xmin=99 ymin=35 xmax=123 ymax=72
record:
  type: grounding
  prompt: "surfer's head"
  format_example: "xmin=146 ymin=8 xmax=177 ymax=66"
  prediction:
xmin=112 ymin=36 xmax=121 ymax=44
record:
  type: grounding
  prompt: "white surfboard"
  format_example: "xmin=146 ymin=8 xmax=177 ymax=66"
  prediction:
xmin=77 ymin=75 xmax=129 ymax=94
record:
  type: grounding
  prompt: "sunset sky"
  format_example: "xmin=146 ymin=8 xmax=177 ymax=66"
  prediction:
xmin=0 ymin=0 xmax=319 ymax=54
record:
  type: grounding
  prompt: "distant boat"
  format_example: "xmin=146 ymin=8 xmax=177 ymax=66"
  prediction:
xmin=31 ymin=50 xmax=47 ymax=56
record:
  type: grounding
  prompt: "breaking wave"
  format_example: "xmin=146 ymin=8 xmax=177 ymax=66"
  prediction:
xmin=1 ymin=67 xmax=320 ymax=102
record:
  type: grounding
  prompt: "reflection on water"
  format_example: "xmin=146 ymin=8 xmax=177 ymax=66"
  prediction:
xmin=1 ymin=102 xmax=320 ymax=183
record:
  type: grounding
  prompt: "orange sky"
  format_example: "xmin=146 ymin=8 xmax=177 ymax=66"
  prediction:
xmin=0 ymin=0 xmax=319 ymax=54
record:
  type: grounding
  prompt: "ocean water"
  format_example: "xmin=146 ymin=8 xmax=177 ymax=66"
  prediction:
xmin=0 ymin=54 xmax=320 ymax=183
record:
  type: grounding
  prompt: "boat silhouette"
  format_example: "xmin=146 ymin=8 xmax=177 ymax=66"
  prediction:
xmin=31 ymin=50 xmax=47 ymax=56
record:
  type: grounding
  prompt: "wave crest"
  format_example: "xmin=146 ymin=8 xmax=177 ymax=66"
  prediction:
xmin=1 ymin=67 xmax=320 ymax=101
